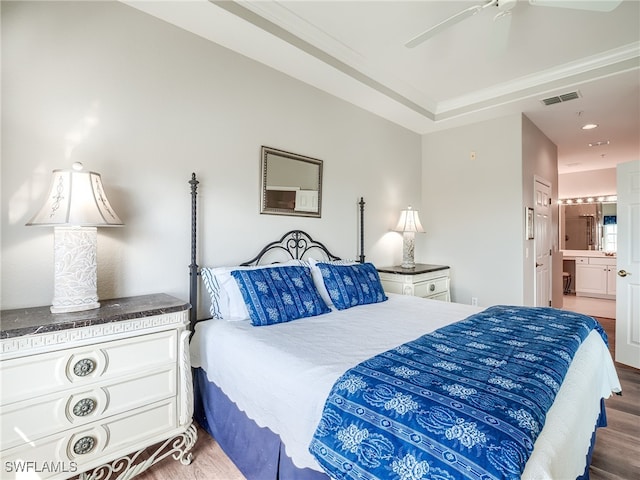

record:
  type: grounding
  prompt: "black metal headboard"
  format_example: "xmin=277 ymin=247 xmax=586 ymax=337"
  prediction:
xmin=239 ymin=230 xmax=341 ymax=266
xmin=188 ymin=172 xmax=366 ymax=331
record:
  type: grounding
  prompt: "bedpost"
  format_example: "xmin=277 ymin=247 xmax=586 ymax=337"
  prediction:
xmin=358 ymin=197 xmax=365 ymax=263
xmin=189 ymin=173 xmax=199 ymax=330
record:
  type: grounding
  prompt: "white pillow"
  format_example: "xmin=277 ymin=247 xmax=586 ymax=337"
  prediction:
xmin=308 ymin=257 xmax=357 ymax=310
xmin=201 ymin=259 xmax=309 ymax=320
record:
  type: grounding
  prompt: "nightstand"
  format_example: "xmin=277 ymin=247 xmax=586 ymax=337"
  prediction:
xmin=0 ymin=294 xmax=197 ymax=480
xmin=377 ymin=264 xmax=451 ymax=301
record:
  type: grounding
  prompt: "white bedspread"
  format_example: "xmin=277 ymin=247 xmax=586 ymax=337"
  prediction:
xmin=189 ymin=295 xmax=621 ymax=478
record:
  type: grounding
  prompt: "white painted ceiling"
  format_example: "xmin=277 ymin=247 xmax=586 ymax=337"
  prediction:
xmin=124 ymin=0 xmax=640 ymax=174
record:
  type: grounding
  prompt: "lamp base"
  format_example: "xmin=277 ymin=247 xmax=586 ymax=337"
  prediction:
xmin=401 ymin=231 xmax=416 ymax=270
xmin=51 ymin=227 xmax=100 ymax=314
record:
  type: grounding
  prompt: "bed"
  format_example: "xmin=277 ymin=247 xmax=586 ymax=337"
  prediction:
xmin=186 ymin=174 xmax=621 ymax=480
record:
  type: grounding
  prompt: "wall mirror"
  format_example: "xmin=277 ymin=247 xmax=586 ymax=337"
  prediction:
xmin=260 ymin=146 xmax=323 ymax=218
xmin=559 ymin=199 xmax=617 ymax=252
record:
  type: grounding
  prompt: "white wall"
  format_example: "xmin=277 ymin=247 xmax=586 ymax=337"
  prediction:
xmin=559 ymin=168 xmax=617 ymax=198
xmin=420 ymin=114 xmax=559 ymax=308
xmin=1 ymin=1 xmax=421 ymax=311
xmin=421 ymin=114 xmax=524 ymax=307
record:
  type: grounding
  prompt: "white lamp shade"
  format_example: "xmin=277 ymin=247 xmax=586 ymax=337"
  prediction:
xmin=394 ymin=207 xmax=425 ymax=233
xmin=27 ymin=166 xmax=123 ymax=227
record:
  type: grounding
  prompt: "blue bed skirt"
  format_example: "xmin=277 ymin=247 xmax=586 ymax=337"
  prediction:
xmin=193 ymin=367 xmax=606 ymax=480
xmin=194 ymin=367 xmax=328 ymax=480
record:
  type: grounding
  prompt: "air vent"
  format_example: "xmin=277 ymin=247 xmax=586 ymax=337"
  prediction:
xmin=541 ymin=91 xmax=581 ymax=106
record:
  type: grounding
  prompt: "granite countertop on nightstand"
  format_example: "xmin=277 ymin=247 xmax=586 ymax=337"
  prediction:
xmin=0 ymin=293 xmax=190 ymax=339
xmin=376 ymin=264 xmax=449 ymax=275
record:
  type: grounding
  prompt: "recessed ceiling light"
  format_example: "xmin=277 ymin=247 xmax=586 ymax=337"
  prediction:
xmin=588 ymin=140 xmax=610 ymax=147
xmin=582 ymin=123 xmax=598 ymax=130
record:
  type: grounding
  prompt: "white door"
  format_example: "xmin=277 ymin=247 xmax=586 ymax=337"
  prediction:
xmin=535 ymin=179 xmax=552 ymax=307
xmin=616 ymin=160 xmax=640 ymax=368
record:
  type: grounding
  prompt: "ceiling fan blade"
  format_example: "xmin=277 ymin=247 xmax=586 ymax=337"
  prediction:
xmin=405 ymin=1 xmax=495 ymax=48
xmin=528 ymin=0 xmax=623 ymax=12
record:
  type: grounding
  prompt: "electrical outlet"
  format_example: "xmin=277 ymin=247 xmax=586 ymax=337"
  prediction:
xmin=471 ymin=297 xmax=478 ymax=306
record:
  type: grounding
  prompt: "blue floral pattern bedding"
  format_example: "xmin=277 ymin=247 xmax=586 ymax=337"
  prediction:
xmin=310 ymin=306 xmax=607 ymax=480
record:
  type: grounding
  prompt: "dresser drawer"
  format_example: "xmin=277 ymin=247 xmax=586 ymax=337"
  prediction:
xmin=411 ymin=270 xmax=447 ymax=283
xmin=0 ymin=330 xmax=177 ymax=406
xmin=1 ymin=399 xmax=177 ymax=480
xmin=587 ymin=257 xmax=616 ymax=266
xmin=429 ymin=291 xmax=450 ymax=302
xmin=1 ymin=366 xmax=176 ymax=450
xmin=379 ymin=270 xmax=447 ymax=284
xmin=413 ymin=276 xmax=449 ymax=298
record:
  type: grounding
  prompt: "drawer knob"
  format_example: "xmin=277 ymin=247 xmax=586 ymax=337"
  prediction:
xmin=73 ymin=358 xmax=95 ymax=377
xmin=73 ymin=398 xmax=96 ymax=417
xmin=429 ymin=284 xmax=436 ymax=292
xmin=73 ymin=436 xmax=96 ymax=455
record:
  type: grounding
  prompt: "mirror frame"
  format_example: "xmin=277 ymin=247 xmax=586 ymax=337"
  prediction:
xmin=260 ymin=146 xmax=323 ymax=218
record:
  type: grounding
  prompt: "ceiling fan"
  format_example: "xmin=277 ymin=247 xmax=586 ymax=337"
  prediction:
xmin=405 ymin=0 xmax=623 ymax=49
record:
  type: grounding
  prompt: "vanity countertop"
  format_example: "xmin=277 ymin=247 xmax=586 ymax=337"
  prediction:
xmin=561 ymin=250 xmax=616 ymax=259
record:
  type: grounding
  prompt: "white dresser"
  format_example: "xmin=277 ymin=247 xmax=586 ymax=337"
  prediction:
xmin=377 ymin=264 xmax=451 ymax=301
xmin=0 ymin=294 xmax=196 ymax=480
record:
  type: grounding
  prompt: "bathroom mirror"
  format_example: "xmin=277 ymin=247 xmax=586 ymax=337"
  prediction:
xmin=559 ymin=201 xmax=617 ymax=251
xmin=260 ymin=146 xmax=323 ymax=218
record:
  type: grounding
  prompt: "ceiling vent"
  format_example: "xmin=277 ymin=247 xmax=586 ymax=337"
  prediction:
xmin=541 ymin=91 xmax=581 ymax=106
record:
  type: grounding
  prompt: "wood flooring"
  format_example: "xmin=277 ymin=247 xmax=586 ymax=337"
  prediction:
xmin=131 ymin=424 xmax=244 ymax=480
xmin=589 ymin=317 xmax=640 ymax=480
xmin=131 ymin=316 xmax=638 ymax=480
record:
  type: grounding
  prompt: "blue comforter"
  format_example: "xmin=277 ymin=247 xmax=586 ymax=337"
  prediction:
xmin=309 ymin=306 xmax=606 ymax=480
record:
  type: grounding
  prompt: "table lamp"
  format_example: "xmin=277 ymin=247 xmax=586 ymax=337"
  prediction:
xmin=394 ymin=206 xmax=425 ymax=269
xmin=26 ymin=162 xmax=123 ymax=313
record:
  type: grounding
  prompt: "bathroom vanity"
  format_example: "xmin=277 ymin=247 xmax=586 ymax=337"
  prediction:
xmin=562 ymin=250 xmax=617 ymax=299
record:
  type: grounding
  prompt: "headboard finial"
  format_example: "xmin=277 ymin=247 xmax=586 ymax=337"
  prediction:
xmin=189 ymin=172 xmax=199 ymax=190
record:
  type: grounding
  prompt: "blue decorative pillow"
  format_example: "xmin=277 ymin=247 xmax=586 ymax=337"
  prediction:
xmin=316 ymin=262 xmax=387 ymax=310
xmin=231 ymin=266 xmax=330 ymax=326
xmin=202 ymin=260 xmax=309 ymax=320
